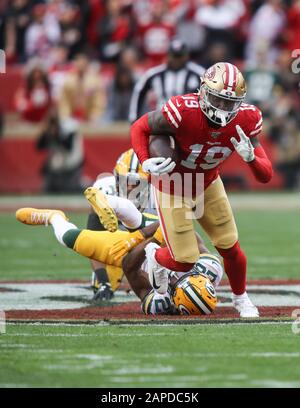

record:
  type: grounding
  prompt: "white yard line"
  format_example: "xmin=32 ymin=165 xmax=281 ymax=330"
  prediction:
xmin=4 ymin=320 xmax=294 ymax=330
xmin=2 ymin=331 xmax=181 ymax=337
xmin=1 ymin=193 xmax=300 ymax=211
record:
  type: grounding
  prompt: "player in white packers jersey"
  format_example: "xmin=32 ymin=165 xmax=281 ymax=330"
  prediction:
xmin=16 ymin=205 xmax=223 ymax=316
xmin=84 ymin=149 xmax=158 ymax=300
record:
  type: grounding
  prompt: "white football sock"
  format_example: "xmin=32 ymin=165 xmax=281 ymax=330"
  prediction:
xmin=50 ymin=214 xmax=77 ymax=246
xmin=106 ymin=195 xmax=142 ymax=229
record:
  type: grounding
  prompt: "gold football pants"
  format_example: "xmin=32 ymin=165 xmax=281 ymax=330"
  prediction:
xmin=73 ymin=229 xmax=130 ymax=268
xmin=155 ymin=176 xmax=238 ymax=263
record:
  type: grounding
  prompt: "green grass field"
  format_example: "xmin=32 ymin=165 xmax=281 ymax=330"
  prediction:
xmin=1 ymin=206 xmax=299 ymax=281
xmin=1 ymin=193 xmax=300 ymax=388
xmin=1 ymin=323 xmax=300 ymax=388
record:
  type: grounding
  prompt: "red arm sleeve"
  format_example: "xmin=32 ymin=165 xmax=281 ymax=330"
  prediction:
xmin=130 ymin=113 xmax=151 ymax=164
xmin=248 ymin=145 xmax=273 ymax=183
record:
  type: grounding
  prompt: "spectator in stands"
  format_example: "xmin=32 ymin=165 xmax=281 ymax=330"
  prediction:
xmin=57 ymin=53 xmax=105 ymax=123
xmin=275 ymin=112 xmax=300 ymax=190
xmin=0 ymin=1 xmax=8 ymax=53
xmin=36 ymin=110 xmax=85 ymax=193
xmin=174 ymin=1 xmax=206 ymax=61
xmin=58 ymin=2 xmax=85 ymax=59
xmin=284 ymin=0 xmax=300 ymax=52
xmin=14 ymin=58 xmax=52 ymax=123
xmin=104 ymin=64 xmax=135 ymax=122
xmin=245 ymin=0 xmax=285 ymax=68
xmin=200 ymin=41 xmax=231 ymax=68
xmin=194 ymin=0 xmax=247 ymax=60
xmin=48 ymin=43 xmax=70 ymax=102
xmin=119 ymin=45 xmax=142 ymax=80
xmin=25 ymin=3 xmax=61 ymax=60
xmin=137 ymin=0 xmax=175 ymax=65
xmin=244 ymin=46 xmax=283 ymax=118
xmin=129 ymin=38 xmax=205 ymax=123
xmin=5 ymin=0 xmax=32 ymax=63
xmin=86 ymin=0 xmax=105 ymax=49
xmin=98 ymin=0 xmax=134 ymax=62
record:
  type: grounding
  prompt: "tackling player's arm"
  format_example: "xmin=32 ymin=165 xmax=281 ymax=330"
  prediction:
xmin=195 ymin=232 xmax=210 ymax=254
xmin=109 ymin=221 xmax=163 ymax=260
xmin=122 ymin=239 xmax=153 ymax=301
xmin=122 ymin=230 xmax=210 ymax=302
xmin=120 ymin=221 xmax=165 ymax=298
xmin=131 ymin=110 xmax=176 ymax=175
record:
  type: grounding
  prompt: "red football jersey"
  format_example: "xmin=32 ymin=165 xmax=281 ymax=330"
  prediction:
xmin=161 ymin=93 xmax=262 ymax=195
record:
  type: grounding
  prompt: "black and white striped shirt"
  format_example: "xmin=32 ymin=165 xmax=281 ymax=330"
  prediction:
xmin=129 ymin=61 xmax=205 ymax=123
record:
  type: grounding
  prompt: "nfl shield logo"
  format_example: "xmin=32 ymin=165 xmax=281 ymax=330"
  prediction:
xmin=211 ymin=132 xmax=221 ymax=139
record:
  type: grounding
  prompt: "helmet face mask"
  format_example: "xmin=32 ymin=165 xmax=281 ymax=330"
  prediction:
xmin=200 ymin=83 xmax=243 ymax=127
xmin=116 ymin=173 xmax=149 ymax=210
xmin=114 ymin=149 xmax=150 ymax=210
xmin=199 ymin=62 xmax=247 ymax=127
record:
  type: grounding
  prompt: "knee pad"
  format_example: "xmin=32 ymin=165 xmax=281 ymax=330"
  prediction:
xmin=205 ymin=197 xmax=238 ymax=249
xmin=173 ymin=248 xmax=200 ymax=264
xmin=213 ymin=231 xmax=238 ymax=249
xmin=206 ymin=197 xmax=232 ymax=226
xmin=171 ymin=207 xmax=193 ymax=233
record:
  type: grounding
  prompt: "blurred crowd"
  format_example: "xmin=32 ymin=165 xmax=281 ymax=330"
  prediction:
xmin=0 ymin=0 xmax=300 ymax=189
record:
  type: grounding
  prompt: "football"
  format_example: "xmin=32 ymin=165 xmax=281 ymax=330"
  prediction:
xmin=149 ymin=135 xmax=179 ymax=162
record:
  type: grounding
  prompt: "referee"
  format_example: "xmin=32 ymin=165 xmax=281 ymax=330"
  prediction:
xmin=129 ymin=38 xmax=205 ymax=123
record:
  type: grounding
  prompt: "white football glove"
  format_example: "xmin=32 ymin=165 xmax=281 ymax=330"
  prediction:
xmin=230 ymin=125 xmax=255 ymax=162
xmin=142 ymin=157 xmax=176 ymax=176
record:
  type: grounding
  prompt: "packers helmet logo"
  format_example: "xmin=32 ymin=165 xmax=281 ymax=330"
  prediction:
xmin=172 ymin=273 xmax=217 ymax=315
xmin=178 ymin=304 xmax=190 ymax=315
xmin=205 ymin=281 xmax=216 ymax=298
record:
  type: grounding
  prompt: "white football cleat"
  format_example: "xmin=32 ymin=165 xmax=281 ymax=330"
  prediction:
xmin=232 ymin=292 xmax=259 ymax=318
xmin=145 ymin=243 xmax=169 ymax=295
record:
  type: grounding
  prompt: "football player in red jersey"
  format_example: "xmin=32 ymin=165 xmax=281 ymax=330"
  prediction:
xmin=131 ymin=62 xmax=273 ymax=318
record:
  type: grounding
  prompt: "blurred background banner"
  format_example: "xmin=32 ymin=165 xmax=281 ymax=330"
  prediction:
xmin=0 ymin=0 xmax=299 ymax=193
